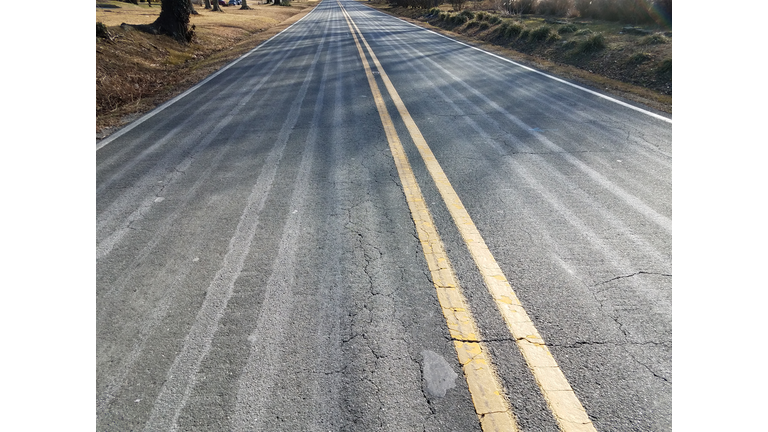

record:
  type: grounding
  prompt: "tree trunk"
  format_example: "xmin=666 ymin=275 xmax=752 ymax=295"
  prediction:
xmin=273 ymin=0 xmax=281 ymax=5
xmin=212 ymin=0 xmax=222 ymax=11
xmin=142 ymin=0 xmax=194 ymax=42
xmin=240 ymin=0 xmax=251 ymax=10
xmin=203 ymin=0 xmax=211 ymax=8
xmin=186 ymin=0 xmax=199 ymax=14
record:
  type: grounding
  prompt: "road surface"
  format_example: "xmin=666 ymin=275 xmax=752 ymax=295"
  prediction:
xmin=96 ymin=1 xmax=672 ymax=430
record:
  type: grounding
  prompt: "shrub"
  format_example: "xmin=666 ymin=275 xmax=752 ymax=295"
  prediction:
xmin=475 ymin=11 xmax=488 ymax=21
xmin=520 ymin=28 xmax=531 ymax=39
xmin=450 ymin=13 xmax=469 ymax=24
xmin=438 ymin=12 xmax=448 ymax=20
xmin=459 ymin=10 xmax=475 ymax=19
xmin=450 ymin=0 xmax=466 ymax=11
xmin=488 ymin=15 xmax=502 ymax=24
xmin=505 ymin=23 xmax=524 ymax=38
xmin=466 ymin=19 xmax=479 ymax=28
xmin=558 ymin=23 xmax=578 ymax=34
xmin=537 ymin=0 xmax=574 ymax=17
xmin=504 ymin=0 xmax=536 ymax=14
xmin=574 ymin=28 xmax=593 ymax=36
xmin=530 ymin=26 xmax=553 ymax=41
xmin=578 ymin=32 xmax=606 ymax=52
xmin=478 ymin=21 xmax=491 ymax=31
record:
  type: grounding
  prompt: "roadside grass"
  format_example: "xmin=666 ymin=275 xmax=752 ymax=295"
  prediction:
xmin=96 ymin=0 xmax=317 ymax=136
xmin=372 ymin=2 xmax=671 ymax=112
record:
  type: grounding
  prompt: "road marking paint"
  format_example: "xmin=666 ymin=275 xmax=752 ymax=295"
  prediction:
xmin=339 ymin=3 xmax=518 ymax=431
xmin=342 ymin=5 xmax=597 ymax=431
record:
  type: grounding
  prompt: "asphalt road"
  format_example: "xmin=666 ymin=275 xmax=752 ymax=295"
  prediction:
xmin=96 ymin=1 xmax=672 ymax=430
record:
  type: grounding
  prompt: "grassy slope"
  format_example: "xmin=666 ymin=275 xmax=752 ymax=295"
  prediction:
xmin=96 ymin=0 xmax=317 ymax=137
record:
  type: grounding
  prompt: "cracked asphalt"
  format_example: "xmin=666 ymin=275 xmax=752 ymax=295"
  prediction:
xmin=96 ymin=0 xmax=672 ymax=430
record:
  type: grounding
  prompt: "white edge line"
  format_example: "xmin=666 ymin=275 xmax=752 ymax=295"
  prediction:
xmin=96 ymin=4 xmax=320 ymax=152
xmin=358 ymin=3 xmax=672 ymax=124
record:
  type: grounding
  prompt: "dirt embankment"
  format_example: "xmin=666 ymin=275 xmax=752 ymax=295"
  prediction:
xmin=96 ymin=0 xmax=318 ymax=138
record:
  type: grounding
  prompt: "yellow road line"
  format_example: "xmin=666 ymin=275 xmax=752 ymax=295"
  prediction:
xmin=344 ymin=7 xmax=597 ymax=432
xmin=338 ymin=3 xmax=518 ymax=431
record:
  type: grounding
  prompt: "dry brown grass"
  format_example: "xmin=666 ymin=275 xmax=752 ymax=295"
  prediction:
xmin=96 ymin=0 xmax=317 ymax=136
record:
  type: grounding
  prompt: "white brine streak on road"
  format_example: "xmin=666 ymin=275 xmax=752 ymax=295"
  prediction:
xmin=141 ymin=12 xmax=330 ymax=432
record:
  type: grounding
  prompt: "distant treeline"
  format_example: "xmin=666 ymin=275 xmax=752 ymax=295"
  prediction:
xmin=390 ymin=0 xmax=672 ymax=26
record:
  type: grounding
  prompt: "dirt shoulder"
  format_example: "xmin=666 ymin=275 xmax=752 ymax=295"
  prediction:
xmin=96 ymin=0 xmax=318 ymax=139
xmin=362 ymin=2 xmax=671 ymax=115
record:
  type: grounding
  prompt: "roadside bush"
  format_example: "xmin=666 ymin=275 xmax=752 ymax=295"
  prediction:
xmin=530 ymin=26 xmax=553 ymax=41
xmin=505 ymin=22 xmax=524 ymax=38
xmin=475 ymin=11 xmax=488 ymax=21
xmin=488 ymin=15 xmax=502 ymax=25
xmin=574 ymin=28 xmax=593 ymax=36
xmin=520 ymin=28 xmax=531 ymax=39
xmin=504 ymin=0 xmax=536 ymax=14
xmin=574 ymin=0 xmax=669 ymax=25
xmin=466 ymin=19 xmax=480 ymax=28
xmin=450 ymin=13 xmax=469 ymax=24
xmin=478 ymin=21 xmax=491 ymax=31
xmin=578 ymin=32 xmax=606 ymax=52
xmin=558 ymin=23 xmax=578 ymax=34
xmin=450 ymin=0 xmax=466 ymax=11
xmin=536 ymin=0 xmax=574 ymax=17
xmin=459 ymin=10 xmax=475 ymax=19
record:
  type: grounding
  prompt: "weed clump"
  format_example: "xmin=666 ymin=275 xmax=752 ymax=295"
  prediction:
xmin=530 ymin=26 xmax=553 ymax=41
xmin=657 ymin=58 xmax=671 ymax=74
xmin=450 ymin=13 xmax=469 ymax=25
xmin=459 ymin=10 xmax=475 ymax=20
xmin=641 ymin=33 xmax=670 ymax=45
xmin=558 ymin=23 xmax=578 ymax=34
xmin=627 ymin=52 xmax=652 ymax=64
xmin=578 ymin=32 xmax=606 ymax=53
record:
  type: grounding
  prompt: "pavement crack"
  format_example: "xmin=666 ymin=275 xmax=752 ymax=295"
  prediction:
xmin=593 ymin=271 xmax=672 ymax=287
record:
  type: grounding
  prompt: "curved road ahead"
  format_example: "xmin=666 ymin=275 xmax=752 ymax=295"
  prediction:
xmin=96 ymin=1 xmax=672 ymax=430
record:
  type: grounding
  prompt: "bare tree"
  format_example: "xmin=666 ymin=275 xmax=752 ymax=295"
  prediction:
xmin=212 ymin=0 xmax=223 ymax=11
xmin=240 ymin=0 xmax=252 ymax=10
xmin=125 ymin=0 xmax=195 ymax=42
xmin=203 ymin=0 xmax=212 ymax=9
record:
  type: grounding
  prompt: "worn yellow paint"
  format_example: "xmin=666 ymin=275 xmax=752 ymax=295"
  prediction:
xmin=343 ymin=6 xmax=597 ymax=432
xmin=338 ymin=3 xmax=518 ymax=431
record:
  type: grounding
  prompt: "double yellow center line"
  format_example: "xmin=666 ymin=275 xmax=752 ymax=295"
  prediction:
xmin=338 ymin=3 xmax=597 ymax=431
